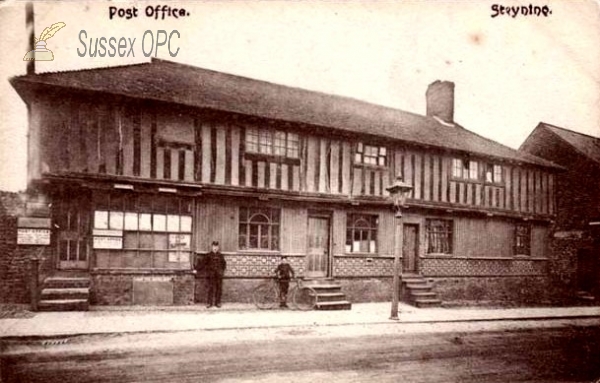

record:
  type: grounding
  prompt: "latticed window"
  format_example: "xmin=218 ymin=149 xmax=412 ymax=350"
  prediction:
xmin=485 ymin=164 xmax=503 ymax=183
xmin=426 ymin=219 xmax=453 ymax=254
xmin=355 ymin=143 xmax=387 ymax=166
xmin=245 ymin=128 xmax=299 ymax=158
xmin=452 ymin=159 xmax=478 ymax=180
xmin=346 ymin=214 xmax=378 ymax=253
xmin=239 ymin=207 xmax=281 ymax=250
xmin=514 ymin=223 xmax=531 ymax=255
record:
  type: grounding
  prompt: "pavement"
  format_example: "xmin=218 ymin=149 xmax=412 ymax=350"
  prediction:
xmin=1 ymin=303 xmax=599 ymax=339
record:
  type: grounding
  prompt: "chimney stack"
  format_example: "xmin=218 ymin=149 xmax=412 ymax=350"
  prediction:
xmin=426 ymin=80 xmax=454 ymax=124
xmin=26 ymin=2 xmax=35 ymax=75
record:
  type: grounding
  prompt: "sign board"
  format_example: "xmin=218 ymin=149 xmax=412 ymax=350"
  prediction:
xmin=93 ymin=229 xmax=123 ymax=237
xmin=93 ymin=236 xmax=123 ymax=249
xmin=17 ymin=228 xmax=51 ymax=245
xmin=17 ymin=217 xmax=51 ymax=228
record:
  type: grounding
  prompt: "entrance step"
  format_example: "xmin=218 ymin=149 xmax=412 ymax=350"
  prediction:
xmin=43 ymin=277 xmax=91 ymax=289
xmin=301 ymin=278 xmax=352 ymax=310
xmin=315 ymin=300 xmax=352 ymax=310
xmin=39 ymin=299 xmax=89 ymax=312
xmin=39 ymin=275 xmax=91 ymax=311
xmin=401 ymin=275 xmax=442 ymax=308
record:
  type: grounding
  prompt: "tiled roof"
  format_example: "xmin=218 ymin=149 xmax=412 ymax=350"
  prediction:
xmin=10 ymin=58 xmax=558 ymax=169
xmin=538 ymin=123 xmax=600 ymax=165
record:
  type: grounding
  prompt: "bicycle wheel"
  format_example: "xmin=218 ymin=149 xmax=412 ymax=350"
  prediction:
xmin=292 ymin=286 xmax=317 ymax=311
xmin=252 ymin=282 xmax=278 ymax=310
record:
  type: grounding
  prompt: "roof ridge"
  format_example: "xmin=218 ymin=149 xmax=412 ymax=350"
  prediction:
xmin=454 ymin=121 xmax=558 ymax=167
xmin=149 ymin=58 xmax=430 ymax=122
xmin=12 ymin=60 xmax=153 ymax=79
xmin=541 ymin=121 xmax=600 ymax=141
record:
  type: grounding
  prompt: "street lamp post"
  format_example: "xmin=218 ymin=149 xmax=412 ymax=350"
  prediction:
xmin=386 ymin=176 xmax=413 ymax=321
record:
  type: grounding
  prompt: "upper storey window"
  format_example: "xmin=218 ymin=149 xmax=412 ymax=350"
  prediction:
xmin=485 ymin=164 xmax=503 ymax=183
xmin=245 ymin=128 xmax=299 ymax=158
xmin=355 ymin=143 xmax=387 ymax=166
xmin=452 ymin=158 xmax=478 ymax=180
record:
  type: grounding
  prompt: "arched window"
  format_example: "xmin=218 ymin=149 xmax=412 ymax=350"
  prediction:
xmin=239 ymin=207 xmax=280 ymax=250
xmin=346 ymin=214 xmax=378 ymax=253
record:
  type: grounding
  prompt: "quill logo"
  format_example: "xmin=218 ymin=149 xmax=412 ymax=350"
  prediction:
xmin=23 ymin=22 xmax=66 ymax=61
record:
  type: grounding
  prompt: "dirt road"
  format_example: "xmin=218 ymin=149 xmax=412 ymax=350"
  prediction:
xmin=2 ymin=319 xmax=600 ymax=382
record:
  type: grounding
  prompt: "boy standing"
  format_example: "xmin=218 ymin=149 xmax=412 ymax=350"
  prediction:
xmin=275 ymin=256 xmax=295 ymax=308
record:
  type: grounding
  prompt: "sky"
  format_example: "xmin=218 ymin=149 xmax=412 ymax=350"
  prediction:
xmin=1 ymin=0 xmax=599 ymax=192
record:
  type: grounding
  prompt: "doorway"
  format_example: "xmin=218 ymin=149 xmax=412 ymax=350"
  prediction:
xmin=306 ymin=215 xmax=330 ymax=278
xmin=402 ymin=224 xmax=419 ymax=274
xmin=55 ymin=196 xmax=90 ymax=270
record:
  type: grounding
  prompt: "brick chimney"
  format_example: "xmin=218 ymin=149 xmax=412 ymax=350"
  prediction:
xmin=426 ymin=80 xmax=454 ymax=124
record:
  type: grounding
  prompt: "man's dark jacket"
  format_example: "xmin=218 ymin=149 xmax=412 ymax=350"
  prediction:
xmin=196 ymin=251 xmax=226 ymax=277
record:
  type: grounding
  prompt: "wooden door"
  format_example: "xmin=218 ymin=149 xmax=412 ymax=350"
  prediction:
xmin=56 ymin=197 xmax=90 ymax=270
xmin=306 ymin=216 xmax=330 ymax=278
xmin=402 ymin=224 xmax=418 ymax=274
xmin=577 ymin=249 xmax=597 ymax=292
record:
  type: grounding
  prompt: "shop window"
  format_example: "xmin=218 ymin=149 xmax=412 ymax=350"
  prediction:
xmin=514 ymin=223 xmax=531 ymax=255
xmin=426 ymin=219 xmax=453 ymax=254
xmin=92 ymin=192 xmax=193 ymax=268
xmin=245 ymin=128 xmax=299 ymax=158
xmin=346 ymin=214 xmax=378 ymax=253
xmin=355 ymin=143 xmax=387 ymax=166
xmin=239 ymin=207 xmax=281 ymax=250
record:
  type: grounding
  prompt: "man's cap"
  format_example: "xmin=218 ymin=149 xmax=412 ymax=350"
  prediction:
xmin=212 ymin=241 xmax=219 ymax=246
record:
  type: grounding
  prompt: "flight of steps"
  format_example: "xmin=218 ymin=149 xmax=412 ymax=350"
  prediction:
xmin=38 ymin=275 xmax=91 ymax=311
xmin=401 ymin=275 xmax=442 ymax=308
xmin=302 ymin=278 xmax=352 ymax=310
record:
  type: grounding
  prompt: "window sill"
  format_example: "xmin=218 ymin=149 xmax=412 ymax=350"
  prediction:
xmin=244 ymin=152 xmax=300 ymax=165
xmin=236 ymin=249 xmax=281 ymax=255
xmin=343 ymin=252 xmax=380 ymax=257
xmin=353 ymin=164 xmax=389 ymax=171
xmin=424 ymin=253 xmax=454 ymax=258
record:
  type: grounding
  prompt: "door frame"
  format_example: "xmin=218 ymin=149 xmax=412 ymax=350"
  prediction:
xmin=402 ymin=223 xmax=420 ymax=274
xmin=306 ymin=210 xmax=333 ymax=278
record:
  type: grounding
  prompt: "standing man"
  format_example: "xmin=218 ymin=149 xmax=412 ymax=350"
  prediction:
xmin=275 ymin=256 xmax=295 ymax=308
xmin=196 ymin=241 xmax=226 ymax=308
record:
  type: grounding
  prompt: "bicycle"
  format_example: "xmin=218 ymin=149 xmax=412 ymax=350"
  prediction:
xmin=252 ymin=278 xmax=318 ymax=310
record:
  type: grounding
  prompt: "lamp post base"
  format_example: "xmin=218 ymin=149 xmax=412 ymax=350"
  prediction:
xmin=389 ymin=314 xmax=399 ymax=321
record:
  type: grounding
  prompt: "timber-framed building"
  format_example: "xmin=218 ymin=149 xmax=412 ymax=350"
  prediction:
xmin=10 ymin=59 xmax=561 ymax=307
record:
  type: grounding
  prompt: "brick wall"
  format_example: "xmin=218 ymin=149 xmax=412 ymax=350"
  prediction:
xmin=433 ymin=276 xmax=558 ymax=304
xmin=91 ymin=271 xmax=195 ymax=305
xmin=333 ymin=256 xmax=393 ymax=277
xmin=0 ymin=192 xmax=33 ymax=304
xmin=420 ymin=257 xmax=548 ymax=277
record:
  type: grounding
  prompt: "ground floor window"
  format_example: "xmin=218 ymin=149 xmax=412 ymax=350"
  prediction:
xmin=346 ymin=214 xmax=378 ymax=253
xmin=426 ymin=219 xmax=453 ymax=254
xmin=514 ymin=223 xmax=531 ymax=255
xmin=92 ymin=192 xmax=193 ymax=268
xmin=238 ymin=207 xmax=281 ymax=250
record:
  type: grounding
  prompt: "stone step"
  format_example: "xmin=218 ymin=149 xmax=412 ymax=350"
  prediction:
xmin=402 ymin=278 xmax=428 ymax=285
xmin=315 ymin=300 xmax=352 ymax=310
xmin=314 ymin=292 xmax=347 ymax=302
xmin=41 ymin=287 xmax=90 ymax=300
xmin=410 ymin=291 xmax=437 ymax=298
xmin=38 ymin=299 xmax=89 ymax=312
xmin=414 ymin=298 xmax=442 ymax=308
xmin=309 ymin=284 xmax=343 ymax=291
xmin=44 ymin=277 xmax=91 ymax=289
xmin=405 ymin=283 xmax=434 ymax=290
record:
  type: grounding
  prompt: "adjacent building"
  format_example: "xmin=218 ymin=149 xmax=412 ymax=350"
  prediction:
xmin=520 ymin=122 xmax=600 ymax=297
xmin=9 ymin=59 xmax=561 ymax=306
